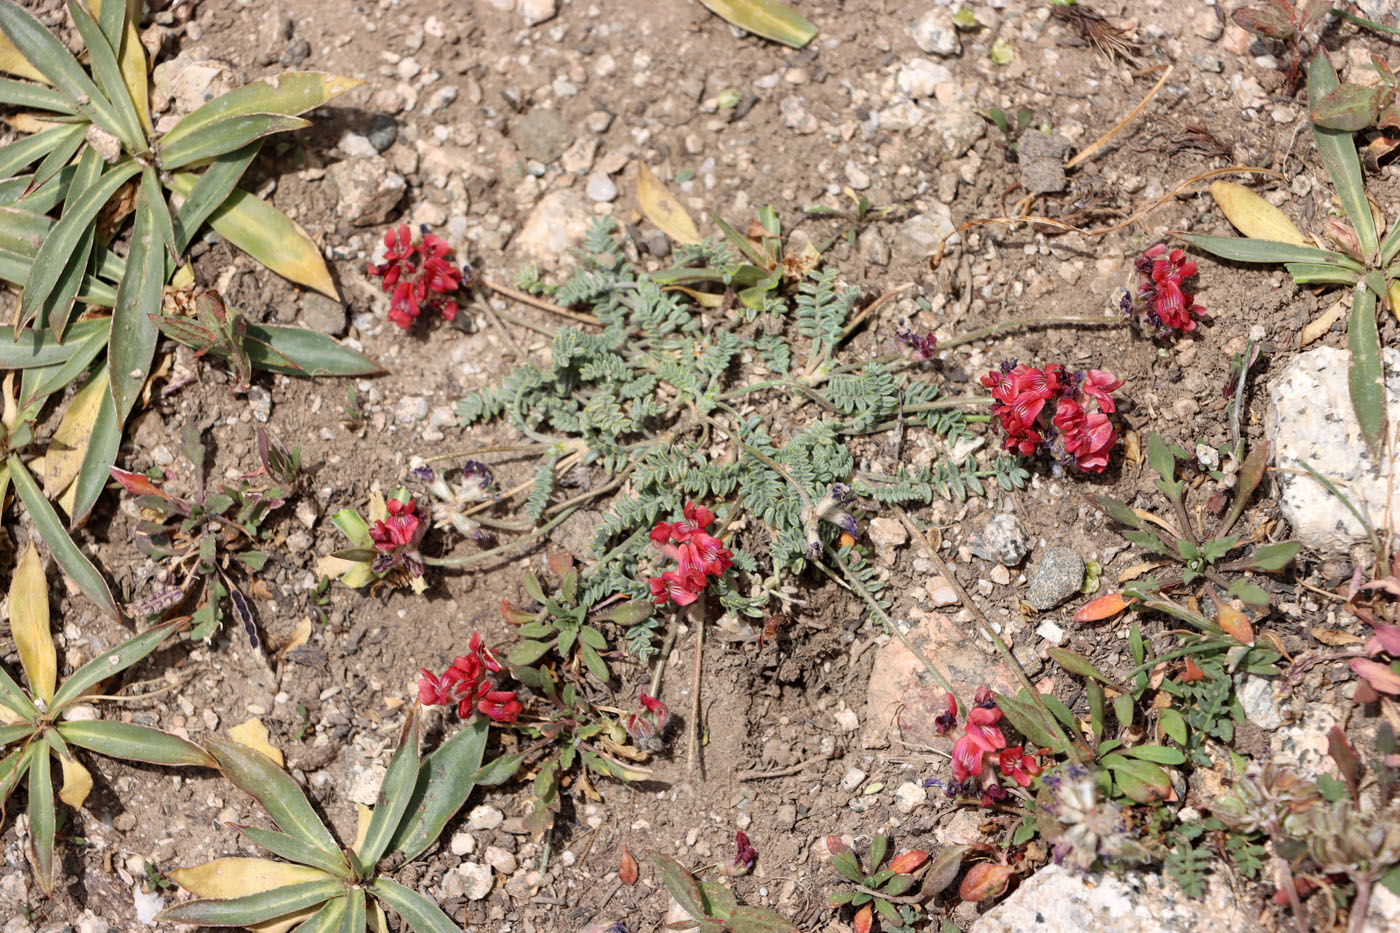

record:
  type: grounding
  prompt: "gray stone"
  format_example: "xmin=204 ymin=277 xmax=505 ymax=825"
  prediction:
xmin=585 ymin=172 xmax=618 ymax=202
xmin=1270 ymin=704 xmax=1342 ymax=781
xmin=897 ymin=59 xmax=952 ymax=99
xmin=327 ymin=156 xmax=406 ymax=226
xmin=1266 ymin=346 xmax=1400 ymax=553
xmin=519 ymin=0 xmax=559 ymax=26
xmin=280 ymin=38 xmax=311 ymax=67
xmin=247 ymin=386 xmax=272 ymax=423
xmin=338 ymin=131 xmax=377 ymax=159
xmin=514 ymin=109 xmax=572 ymax=163
xmin=894 ymin=205 xmax=956 ymax=257
xmin=301 ymin=294 xmax=347 ymax=336
xmin=857 ymin=227 xmax=890 ymax=266
xmin=395 ymin=395 xmax=429 ymax=424
xmin=970 ymin=514 xmax=1031 ymax=567
xmin=779 ymin=95 xmax=819 ymax=134
xmin=484 ymin=845 xmax=517 ymax=874
xmin=366 ymin=115 xmax=398 ymax=153
xmin=459 ymin=862 xmax=494 ymax=900
xmin=257 ymin=8 xmax=293 ymax=66
xmin=1018 ymin=131 xmax=1073 ymax=195
xmin=970 ymin=863 xmax=1262 ymax=933
xmin=933 ymin=94 xmax=985 ymax=157
xmin=512 ymin=188 xmax=593 ymax=264
xmin=911 ymin=9 xmax=960 ymax=57
xmin=839 ymin=767 xmax=866 ymax=791
xmin=1026 ymin=546 xmax=1084 ymax=609
xmin=1236 ymin=675 xmax=1283 ymax=731
xmin=150 ymin=49 xmax=235 ymax=121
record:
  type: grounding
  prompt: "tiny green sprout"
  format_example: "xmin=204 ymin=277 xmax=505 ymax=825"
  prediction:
xmin=952 ymin=7 xmax=978 ymax=28
xmin=716 ymin=88 xmax=742 ymax=109
xmin=989 ymin=38 xmax=1015 ymax=66
xmin=2 ymin=541 xmax=214 ymax=895
xmin=159 ymin=710 xmax=490 ymax=933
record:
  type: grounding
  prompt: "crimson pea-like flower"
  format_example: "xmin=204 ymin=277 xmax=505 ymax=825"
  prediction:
xmin=734 ymin=831 xmax=757 ymax=871
xmin=934 ymin=692 xmax=959 ymax=736
xmin=982 ymin=361 xmax=1122 ymax=474
xmin=368 ymin=224 xmax=469 ymax=329
xmin=370 ymin=495 xmax=426 ymax=576
xmin=951 ymin=705 xmax=1008 ymax=783
xmin=418 ymin=633 xmax=518 ymax=723
xmin=998 ymin=746 xmax=1040 ymax=787
xmin=645 ymin=502 xmax=731 ymax=606
xmin=1121 ymin=243 xmax=1207 ymax=337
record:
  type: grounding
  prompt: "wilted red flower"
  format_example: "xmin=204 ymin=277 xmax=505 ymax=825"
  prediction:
xmin=734 ymin=831 xmax=757 ymax=872
xmin=626 ymin=691 xmax=671 ymax=744
xmin=934 ymin=692 xmax=958 ymax=736
xmin=1121 ymin=243 xmax=1206 ymax=337
xmin=368 ymin=224 xmax=468 ymax=329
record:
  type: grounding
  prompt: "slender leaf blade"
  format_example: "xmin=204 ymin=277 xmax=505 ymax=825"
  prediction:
xmin=160 ymin=72 xmax=361 ymax=147
xmin=1348 ymin=283 xmax=1387 ymax=459
xmin=140 ymin=162 xmax=176 ymax=257
xmin=388 ymin=715 xmax=488 ymax=861
xmin=0 ymin=124 xmax=70 ymax=181
xmin=26 ymin=742 xmax=54 ymax=893
xmin=26 ymin=122 xmax=88 ymax=196
xmin=244 ymin=324 xmax=382 ymax=376
xmin=0 ymin=0 xmax=125 ymax=139
xmin=56 ymin=720 xmax=215 ymax=767
xmin=696 ymin=0 xmax=817 ymax=48
xmin=64 ymin=0 xmax=143 ymax=150
xmin=159 ymin=113 xmax=309 ymax=171
xmin=0 ymin=319 xmax=107 ymax=368
xmin=68 ymin=365 xmax=120 ymax=526
xmin=109 ymin=198 xmax=162 ymax=423
xmin=168 ymin=142 xmax=260 ymax=255
xmin=50 ymin=618 xmax=181 ymax=708
xmin=206 ymin=739 xmax=340 ymax=856
xmin=1178 ymin=233 xmax=1361 ymax=268
xmin=356 ymin=711 xmax=420 ymax=871
xmin=6 ymin=455 xmax=117 ymax=618
xmin=369 ymin=878 xmax=461 ymax=933
xmin=155 ymin=879 xmax=342 ymax=925
xmin=9 ymin=541 xmax=55 ymax=705
xmin=1309 ymin=52 xmax=1378 ymax=258
xmin=231 ymin=826 xmax=353 ymax=881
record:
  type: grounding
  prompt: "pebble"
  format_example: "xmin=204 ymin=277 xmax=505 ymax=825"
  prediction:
xmin=301 ymin=294 xmax=347 ymax=335
xmin=1026 ymin=547 xmax=1085 ymax=610
xmin=519 ymin=0 xmax=559 ymax=26
xmin=989 ymin=565 xmax=1011 ymax=586
xmin=365 ymin=115 xmax=398 ymax=152
xmin=247 ymin=386 xmax=272 ymax=423
xmin=867 ymin=516 xmax=908 ymax=556
xmin=894 ymin=781 xmax=927 ymax=813
xmin=396 ymin=57 xmax=421 ymax=81
xmin=845 ymin=161 xmax=871 ymax=190
xmin=468 ymin=804 xmax=504 ymax=830
xmin=840 ymin=767 xmax=867 ymax=791
xmin=585 ymin=110 xmax=613 ymax=134
xmin=485 ymin=845 xmax=518 ymax=874
xmin=911 ymin=9 xmax=960 ymax=57
xmin=395 ymin=395 xmax=429 ymax=424
xmin=338 ymin=131 xmax=378 ymax=159
xmin=1035 ymin=619 xmax=1066 ymax=645
xmin=834 ymin=707 xmax=860 ymax=733
xmin=560 ymin=137 xmax=598 ymax=174
xmin=585 ymin=172 xmax=619 ymax=202
xmin=779 ymin=95 xmax=818 ymax=134
xmin=151 ymin=445 xmax=174 ymax=466
xmin=897 ymin=59 xmax=952 ymax=99
xmin=925 ymin=576 xmax=959 ymax=607
xmin=970 ymin=513 xmax=1031 ymax=566
xmin=423 ymin=85 xmax=458 ymax=114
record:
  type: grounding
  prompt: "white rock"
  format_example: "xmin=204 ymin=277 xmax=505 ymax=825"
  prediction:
xmin=1236 ymin=675 xmax=1283 ymax=731
xmin=132 ymin=888 xmax=165 ymax=925
xmin=459 ymin=862 xmax=494 ymax=900
xmin=1035 ymin=619 xmax=1066 ymax=645
xmin=834 ymin=707 xmax=860 ymax=733
xmin=1266 ymin=346 xmax=1400 ymax=553
xmin=485 ymin=845 xmax=518 ymax=874
xmin=512 ymin=189 xmax=594 ymax=265
xmin=911 ymin=10 xmax=960 ymax=57
xmin=585 ymin=173 xmax=618 ymax=202
xmin=1270 ymin=704 xmax=1343 ymax=781
xmin=970 ymin=863 xmax=1260 ymax=933
xmin=894 ymin=781 xmax=927 ymax=813
xmin=468 ymin=804 xmax=504 ymax=830
xmin=1367 ymin=882 xmax=1400 ymax=930
xmin=840 ymin=767 xmax=867 ymax=791
xmin=450 ymin=831 xmax=476 ymax=856
xmin=897 ymin=59 xmax=951 ymax=99
xmin=925 ymin=576 xmax=959 ymax=607
xmin=339 ymin=131 xmax=377 ymax=158
xmin=519 ymin=0 xmax=558 ymax=27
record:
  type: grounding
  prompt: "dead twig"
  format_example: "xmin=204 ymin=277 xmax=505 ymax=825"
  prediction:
xmin=1067 ymin=64 xmax=1172 ymax=169
xmin=479 ymin=277 xmax=600 ymax=326
xmin=736 ymin=753 xmax=833 ymax=781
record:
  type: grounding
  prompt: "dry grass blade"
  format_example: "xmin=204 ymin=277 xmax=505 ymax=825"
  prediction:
xmin=1067 ymin=65 xmax=1173 ymax=169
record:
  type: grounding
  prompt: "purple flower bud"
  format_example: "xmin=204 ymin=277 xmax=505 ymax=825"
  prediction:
xmin=828 ymin=482 xmax=852 ymax=503
xmin=410 ymin=465 xmax=435 ymax=482
xmin=835 ymin=511 xmax=858 ymax=536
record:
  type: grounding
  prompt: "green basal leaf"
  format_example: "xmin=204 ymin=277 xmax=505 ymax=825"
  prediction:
xmin=471 ymin=751 xmax=525 ymax=787
xmin=726 ymin=906 xmax=799 ymax=933
xmin=205 ymin=739 xmax=340 ymax=856
xmin=0 ymin=318 xmax=108 ymax=369
xmin=68 ymin=366 xmax=119 ymax=526
xmin=160 ymin=72 xmax=361 ymax=148
xmin=1049 ymin=648 xmax=1126 ymax=692
xmin=1160 ymin=707 xmax=1188 ymax=745
xmin=155 ymin=878 xmax=342 ymax=925
xmin=159 ymin=113 xmax=309 ymax=171
xmin=64 ymin=0 xmax=143 ymax=150
xmin=244 ymin=324 xmax=382 ymax=377
xmin=27 ymin=122 xmax=87 ymax=195
xmin=169 ymin=141 xmax=260 ymax=255
xmin=507 ymin=640 xmax=553 ymax=667
xmin=388 ymin=714 xmax=489 ymax=862
xmin=341 ymin=888 xmax=365 ymax=932
xmin=1119 ymin=744 xmax=1187 ymax=766
xmin=0 ymin=744 xmax=34 ymax=810
xmin=0 ymin=125 xmax=73 ymax=182
xmin=695 ymin=0 xmax=818 ymax=49
xmin=699 ymin=880 xmax=739 ymax=920
xmin=140 ymin=162 xmax=177 ymax=258
xmin=869 ymin=832 xmax=888 ymax=871
xmin=0 ymin=0 xmax=126 ymax=141
xmin=0 ymin=723 xmax=34 ymax=747
xmin=27 ymin=739 xmax=54 ymax=893
xmin=1178 ymin=233 xmax=1363 ymax=269
xmin=109 ymin=198 xmax=162 ymax=424
xmin=0 ymin=660 xmax=38 ymax=721
xmin=6 ymin=455 xmax=118 ymax=619
xmin=0 ymin=76 xmax=77 ymax=114
xmin=1087 ymin=493 xmax=1144 ymax=529
xmin=1310 ymin=53 xmax=1379 ymax=259
xmin=1113 ymin=694 xmax=1134 ymax=729
xmin=649 ymin=851 xmax=706 ymax=919
xmin=1348 ymin=283 xmax=1387 ymax=460
xmin=56 ymin=720 xmax=215 ymax=767
xmin=51 ymin=617 xmax=181 ymax=707
xmin=232 ymin=826 xmax=353 ymax=881
xmin=1283 ymin=261 xmax=1363 ymax=285
xmin=369 ymin=877 xmax=462 ymax=933
xmin=355 ymin=711 xmax=421 ymax=873
xmin=993 ymin=693 xmax=1060 ymax=749
xmin=279 ymin=896 xmax=345 ymax=933
xmin=1237 ymin=540 xmax=1302 ymax=572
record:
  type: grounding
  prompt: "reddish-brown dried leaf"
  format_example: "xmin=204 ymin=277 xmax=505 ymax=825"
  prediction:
xmin=618 ymin=845 xmax=638 ymax=886
xmin=888 ymin=849 xmax=929 ymax=874
xmin=1181 ymin=657 xmax=1206 ymax=683
xmin=1351 ymin=658 xmax=1400 ymax=694
xmin=1209 ymin=589 xmax=1254 ymax=646
xmin=852 ymin=904 xmax=873 ymax=933
xmin=500 ymin=598 xmax=535 ymax=626
xmin=959 ymin=863 xmax=1013 ymax=902
xmin=1074 ymin=592 xmax=1130 ymax=623
xmin=108 ymin=466 xmax=169 ymax=499
xmin=547 ymin=551 xmax=575 ymax=577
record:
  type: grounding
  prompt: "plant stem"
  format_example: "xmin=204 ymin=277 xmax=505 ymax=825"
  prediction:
xmin=423 ymin=505 xmax=579 ymax=567
xmin=893 ymin=507 xmax=1086 ymax=766
xmin=938 ymin=315 xmax=1126 ymax=351
xmin=479 ymin=277 xmax=601 ymax=326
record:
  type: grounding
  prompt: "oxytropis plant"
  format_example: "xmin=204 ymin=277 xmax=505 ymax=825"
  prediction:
xmin=980 ymin=362 xmax=1123 ymax=473
xmin=367 ymin=224 xmax=469 ymax=329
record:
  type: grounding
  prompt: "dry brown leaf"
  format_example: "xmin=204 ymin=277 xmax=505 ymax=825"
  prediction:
xmin=618 ymin=845 xmax=639 ymax=886
xmin=229 ymin=718 xmax=284 ymax=767
xmin=1310 ymin=627 xmax=1364 ymax=647
xmin=636 ymin=162 xmax=701 ymax=244
xmin=1300 ymin=300 xmax=1345 ymax=347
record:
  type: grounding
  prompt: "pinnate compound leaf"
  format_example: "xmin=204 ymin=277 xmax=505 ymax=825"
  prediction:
xmin=369 ymin=877 xmax=461 ymax=933
xmin=1208 ymin=181 xmax=1306 ymax=245
xmin=388 ymin=714 xmax=489 ymax=862
xmin=157 ymin=877 xmax=342 ymax=925
xmin=9 ymin=541 xmax=55 ymax=704
xmin=51 ymin=618 xmax=181 ymax=708
xmin=6 ymin=455 xmax=117 ymax=619
xmin=648 ymin=851 xmax=705 ymax=919
xmin=696 ymin=0 xmax=817 ymax=48
xmin=205 ymin=739 xmax=339 ymax=855
xmin=57 ymin=720 xmax=215 ymax=767
xmin=165 ymin=172 xmax=337 ymax=298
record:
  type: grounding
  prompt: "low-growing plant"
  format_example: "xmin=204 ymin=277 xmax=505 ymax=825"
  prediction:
xmin=501 ymin=558 xmax=615 ymax=682
xmin=322 ymin=488 xmax=428 ymax=594
xmin=1184 ymin=53 xmax=1400 ymax=456
xmin=1 ymin=542 xmax=213 ymax=894
xmin=110 ymin=424 xmax=298 ymax=640
xmin=1229 ymin=0 xmax=1330 ymax=90
xmin=982 ymin=105 xmax=1034 ymax=160
xmin=0 ymin=0 xmax=377 ymax=619
xmin=649 ymin=849 xmax=797 ymax=933
xmin=158 ymin=710 xmax=488 ymax=932
xmin=825 ymin=834 xmax=931 ymax=933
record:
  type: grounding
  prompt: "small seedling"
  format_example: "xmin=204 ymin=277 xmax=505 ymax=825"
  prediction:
xmin=158 ymin=710 xmax=489 ymax=932
xmin=649 ymin=850 xmax=797 ymax=933
xmin=826 ymin=834 xmax=930 ymax=933
xmin=501 ymin=561 xmax=615 ymax=682
xmin=1 ymin=543 xmax=213 ymax=894
xmin=1230 ymin=0 xmax=1330 ymax=90
xmin=112 ymin=424 xmax=298 ymax=641
xmin=982 ymin=106 xmax=1034 ymax=159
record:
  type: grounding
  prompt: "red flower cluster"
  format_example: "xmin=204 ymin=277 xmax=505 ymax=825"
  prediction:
xmin=418 ymin=633 xmax=522 ymax=723
xmin=945 ymin=688 xmax=1040 ymax=805
xmin=1121 ymin=244 xmax=1206 ymax=337
xmin=370 ymin=495 xmax=426 ymax=575
xmin=646 ymin=503 xmax=733 ymax=606
xmin=367 ymin=225 xmax=466 ymax=329
xmin=981 ymin=363 xmax=1123 ymax=473
xmin=625 ymin=691 xmax=671 ymax=744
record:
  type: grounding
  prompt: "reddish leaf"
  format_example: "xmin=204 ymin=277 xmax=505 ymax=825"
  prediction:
xmin=1366 ymin=623 xmax=1400 ymax=656
xmin=547 ymin=551 xmax=574 ymax=577
xmin=919 ymin=845 xmax=970 ymax=899
xmin=1231 ymin=6 xmax=1297 ymax=40
xmin=500 ymin=598 xmax=535 ymax=626
xmin=888 ymin=849 xmax=928 ymax=874
xmin=1272 ymin=876 xmax=1319 ymax=905
xmin=1209 ymin=588 xmax=1254 ymax=646
xmin=1327 ymin=726 xmax=1361 ymax=803
xmin=1359 ymin=577 xmax=1400 ymax=598
xmin=959 ymin=863 xmax=1013 ymax=902
xmin=1181 ymin=657 xmax=1205 ymax=682
xmin=1074 ymin=592 xmax=1130 ymax=623
xmin=108 ymin=466 xmax=169 ymax=499
xmin=1351 ymin=658 xmax=1400 ymax=694
xmin=852 ymin=904 xmax=873 ymax=933
xmin=618 ymin=845 xmax=638 ymax=886
xmin=824 ymin=835 xmax=852 ymax=858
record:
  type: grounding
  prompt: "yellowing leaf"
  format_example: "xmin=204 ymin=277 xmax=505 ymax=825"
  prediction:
xmin=10 ymin=542 xmax=55 ymax=705
xmin=44 ymin=371 xmax=109 ymax=499
xmin=368 ymin=491 xmax=388 ymax=524
xmin=90 ymin=0 xmax=151 ymax=134
xmin=171 ymin=858 xmax=332 ymax=897
xmin=4 ymin=112 xmax=65 ymax=134
xmin=663 ymin=285 xmax=723 ymax=308
xmin=57 ymin=753 xmax=93 ymax=810
xmin=351 ymin=802 xmax=372 ymax=857
xmin=1209 ymin=589 xmax=1255 ymax=646
xmin=229 ymin=717 xmax=284 ymax=767
xmin=696 ymin=0 xmax=818 ymax=48
xmin=637 ymin=162 xmax=701 ymax=245
xmin=1301 ymin=299 xmax=1346 ymax=346
xmin=1390 ymin=281 xmax=1400 ymax=324
xmin=251 ymin=911 xmax=320 ymax=933
xmin=1209 ymin=181 xmax=1307 ymax=246
xmin=369 ymin=901 xmax=389 ymax=933
xmin=277 ymin=616 xmax=312 ymax=660
xmin=0 ymin=30 xmax=47 ymax=83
